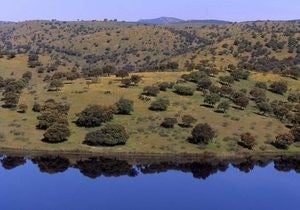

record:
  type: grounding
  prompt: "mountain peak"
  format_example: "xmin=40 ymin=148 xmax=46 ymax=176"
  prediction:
xmin=138 ymin=17 xmax=184 ymax=25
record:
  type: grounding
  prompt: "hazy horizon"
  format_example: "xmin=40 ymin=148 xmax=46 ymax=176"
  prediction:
xmin=0 ymin=0 xmax=299 ymax=22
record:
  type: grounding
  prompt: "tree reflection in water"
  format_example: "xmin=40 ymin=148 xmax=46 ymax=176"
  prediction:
xmin=75 ymin=157 xmax=138 ymax=179
xmin=1 ymin=156 xmax=26 ymax=170
xmin=0 ymin=155 xmax=300 ymax=179
xmin=31 ymin=156 xmax=70 ymax=174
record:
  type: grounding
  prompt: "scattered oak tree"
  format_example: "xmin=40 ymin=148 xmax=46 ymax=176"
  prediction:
xmin=180 ymin=115 xmax=197 ymax=128
xmin=76 ymin=105 xmax=115 ymax=127
xmin=190 ymin=123 xmax=216 ymax=144
xmin=115 ymin=98 xmax=133 ymax=115
xmin=272 ymin=133 xmax=295 ymax=149
xmin=84 ymin=124 xmax=129 ymax=146
xmin=43 ymin=123 xmax=71 ymax=143
xmin=161 ymin=118 xmax=177 ymax=128
xmin=149 ymin=98 xmax=170 ymax=111
xmin=239 ymin=132 xmax=256 ymax=149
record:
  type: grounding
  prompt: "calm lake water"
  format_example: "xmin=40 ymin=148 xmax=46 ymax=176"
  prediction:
xmin=0 ymin=156 xmax=300 ymax=210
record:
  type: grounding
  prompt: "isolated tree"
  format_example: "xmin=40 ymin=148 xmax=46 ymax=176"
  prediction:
xmin=161 ymin=118 xmax=177 ymax=128
xmin=197 ymin=77 xmax=212 ymax=90
xmin=190 ymin=123 xmax=216 ymax=144
xmin=273 ymin=105 xmax=289 ymax=120
xmin=43 ymin=123 xmax=70 ymax=143
xmin=291 ymin=126 xmax=300 ymax=142
xmin=180 ymin=115 xmax=197 ymax=128
xmin=234 ymin=96 xmax=249 ymax=110
xmin=84 ymin=124 xmax=129 ymax=146
xmin=48 ymin=79 xmax=64 ymax=91
xmin=143 ymin=85 xmax=160 ymax=97
xmin=270 ymin=81 xmax=288 ymax=95
xmin=22 ymin=71 xmax=33 ymax=82
xmin=217 ymin=100 xmax=230 ymax=113
xmin=130 ymin=75 xmax=142 ymax=86
xmin=158 ymin=82 xmax=170 ymax=91
xmin=115 ymin=98 xmax=133 ymax=115
xmin=220 ymin=85 xmax=233 ymax=97
xmin=149 ymin=98 xmax=170 ymax=111
xmin=102 ymin=65 xmax=117 ymax=76
xmin=239 ymin=132 xmax=256 ymax=149
xmin=256 ymin=102 xmax=272 ymax=115
xmin=250 ymin=87 xmax=266 ymax=100
xmin=273 ymin=133 xmax=295 ymax=149
xmin=204 ymin=94 xmax=220 ymax=107
xmin=2 ymin=92 xmax=19 ymax=108
xmin=219 ymin=75 xmax=234 ymax=85
xmin=32 ymin=102 xmax=41 ymax=112
xmin=174 ymin=85 xmax=195 ymax=96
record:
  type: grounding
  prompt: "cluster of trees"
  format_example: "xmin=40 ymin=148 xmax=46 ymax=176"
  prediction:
xmin=75 ymin=105 xmax=115 ymax=128
xmin=76 ymin=98 xmax=134 ymax=146
xmin=1 ymin=72 xmax=32 ymax=109
xmin=36 ymin=99 xmax=71 ymax=143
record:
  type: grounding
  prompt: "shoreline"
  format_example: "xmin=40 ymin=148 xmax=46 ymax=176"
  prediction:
xmin=1 ymin=146 xmax=299 ymax=163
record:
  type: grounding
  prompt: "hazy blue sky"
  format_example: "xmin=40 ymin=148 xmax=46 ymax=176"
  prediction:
xmin=1 ymin=0 xmax=299 ymax=22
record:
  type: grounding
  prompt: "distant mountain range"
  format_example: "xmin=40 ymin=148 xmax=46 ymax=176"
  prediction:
xmin=137 ymin=17 xmax=231 ymax=25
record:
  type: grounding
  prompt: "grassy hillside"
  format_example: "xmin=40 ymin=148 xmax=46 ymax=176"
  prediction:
xmin=0 ymin=20 xmax=299 ymax=73
xmin=0 ymin=55 xmax=298 ymax=156
xmin=0 ymin=20 xmax=299 ymax=157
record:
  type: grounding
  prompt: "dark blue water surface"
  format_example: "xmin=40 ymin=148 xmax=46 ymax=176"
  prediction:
xmin=0 ymin=156 xmax=300 ymax=210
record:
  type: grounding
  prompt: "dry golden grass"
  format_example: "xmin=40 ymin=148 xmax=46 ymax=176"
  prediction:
xmin=0 ymin=56 xmax=297 ymax=156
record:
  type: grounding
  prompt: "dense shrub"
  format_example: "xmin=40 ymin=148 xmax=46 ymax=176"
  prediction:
xmin=291 ymin=126 xmax=300 ymax=142
xmin=174 ymin=85 xmax=195 ymax=96
xmin=37 ymin=110 xmax=68 ymax=130
xmin=234 ymin=96 xmax=249 ymax=109
xmin=76 ymin=105 xmax=115 ymax=127
xmin=217 ymin=100 xmax=230 ymax=113
xmin=32 ymin=102 xmax=41 ymax=112
xmin=270 ymin=81 xmax=288 ymax=95
xmin=142 ymin=85 xmax=160 ymax=96
xmin=115 ymin=98 xmax=133 ymax=115
xmin=256 ymin=102 xmax=272 ymax=115
xmin=190 ymin=123 xmax=216 ymax=144
xmin=255 ymin=82 xmax=268 ymax=89
xmin=204 ymin=94 xmax=220 ymax=107
xmin=250 ymin=87 xmax=266 ymax=101
xmin=158 ymin=82 xmax=171 ymax=91
xmin=149 ymin=98 xmax=170 ymax=111
xmin=2 ymin=92 xmax=19 ymax=108
xmin=239 ymin=132 xmax=256 ymax=149
xmin=197 ymin=77 xmax=212 ymax=90
xmin=180 ymin=115 xmax=197 ymax=128
xmin=161 ymin=118 xmax=177 ymax=128
xmin=84 ymin=124 xmax=129 ymax=146
xmin=273 ymin=133 xmax=295 ymax=149
xmin=43 ymin=123 xmax=70 ymax=143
